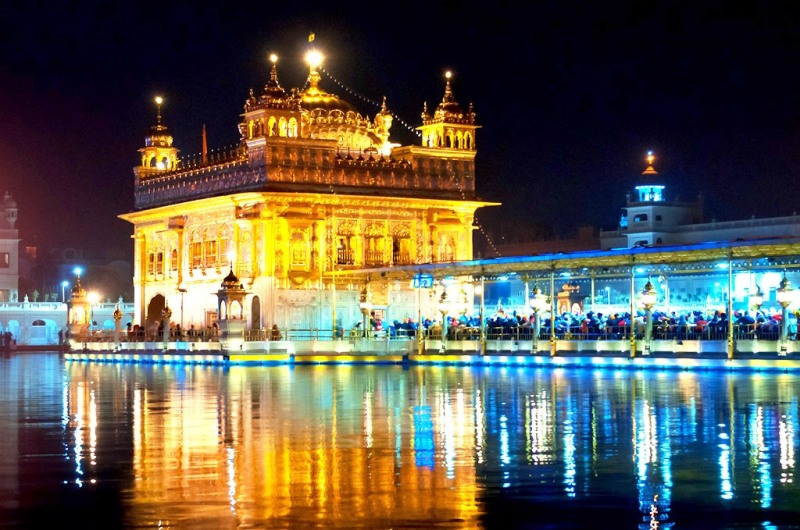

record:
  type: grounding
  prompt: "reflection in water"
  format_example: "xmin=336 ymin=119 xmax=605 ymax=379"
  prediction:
xmin=0 ymin=356 xmax=799 ymax=528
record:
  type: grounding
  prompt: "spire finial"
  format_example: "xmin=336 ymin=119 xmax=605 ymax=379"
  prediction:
xmin=155 ymin=96 xmax=163 ymax=126
xmin=443 ymin=71 xmax=454 ymax=102
xmin=642 ymin=150 xmax=658 ymax=175
xmin=304 ymin=41 xmax=324 ymax=93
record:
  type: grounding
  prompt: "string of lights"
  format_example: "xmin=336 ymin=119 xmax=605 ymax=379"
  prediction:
xmin=319 ymin=67 xmax=421 ymax=137
xmin=448 ymin=171 xmax=500 ymax=257
xmin=316 ymin=64 xmax=499 ymax=259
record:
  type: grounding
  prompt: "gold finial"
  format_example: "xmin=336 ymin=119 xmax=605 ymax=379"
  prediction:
xmin=308 ymin=32 xmax=315 ymax=43
xmin=306 ymin=49 xmax=323 ymax=69
xmin=155 ymin=96 xmax=163 ymax=125
xmin=305 ymin=48 xmax=324 ymax=93
xmin=642 ymin=150 xmax=658 ymax=175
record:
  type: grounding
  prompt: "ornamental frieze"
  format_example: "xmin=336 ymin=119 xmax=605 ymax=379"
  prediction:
xmin=337 ymin=220 xmax=357 ymax=236
xmin=391 ymin=223 xmax=411 ymax=238
xmin=363 ymin=222 xmax=385 ymax=238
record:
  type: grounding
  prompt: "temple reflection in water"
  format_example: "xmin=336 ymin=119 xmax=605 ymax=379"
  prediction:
xmin=60 ymin=363 xmax=798 ymax=527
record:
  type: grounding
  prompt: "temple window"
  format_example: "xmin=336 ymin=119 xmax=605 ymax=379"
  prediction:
xmin=170 ymin=249 xmax=178 ymax=271
xmin=465 ymin=133 xmax=472 ymax=149
xmin=364 ymin=237 xmax=384 ymax=267
xmin=290 ymin=233 xmax=307 ymax=267
xmin=0 ymin=253 xmax=8 ymax=268
xmin=156 ymin=252 xmax=164 ymax=275
xmin=288 ymin=117 xmax=298 ymax=137
xmin=205 ymin=240 xmax=217 ymax=268
xmin=392 ymin=237 xmax=412 ymax=265
xmin=191 ymin=241 xmax=202 ymax=268
xmin=147 ymin=253 xmax=155 ymax=275
xmin=633 ymin=214 xmax=648 ymax=222
xmin=336 ymin=236 xmax=354 ymax=265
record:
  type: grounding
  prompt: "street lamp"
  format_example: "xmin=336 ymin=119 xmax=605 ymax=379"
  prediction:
xmin=529 ymin=285 xmax=549 ymax=353
xmin=61 ymin=281 xmax=69 ymax=303
xmin=438 ymin=289 xmax=449 ymax=353
xmin=641 ymin=279 xmax=657 ymax=356
xmin=178 ymin=288 xmax=187 ymax=338
xmin=359 ymin=286 xmax=371 ymax=338
xmin=776 ymin=274 xmax=793 ymax=355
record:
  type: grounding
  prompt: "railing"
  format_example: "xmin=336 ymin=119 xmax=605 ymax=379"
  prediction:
xmin=364 ymin=251 xmax=385 ymax=267
xmin=337 ymin=249 xmax=355 ymax=265
xmin=77 ymin=329 xmax=219 ymax=343
xmin=393 ymin=251 xmax=413 ymax=265
xmin=76 ymin=325 xmax=793 ymax=345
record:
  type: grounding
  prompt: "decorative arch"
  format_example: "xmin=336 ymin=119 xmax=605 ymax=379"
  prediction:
xmin=146 ymin=294 xmax=166 ymax=334
xmin=251 ymin=296 xmax=261 ymax=330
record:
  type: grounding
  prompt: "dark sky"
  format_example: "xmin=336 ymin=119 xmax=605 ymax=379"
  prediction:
xmin=2 ymin=1 xmax=800 ymax=261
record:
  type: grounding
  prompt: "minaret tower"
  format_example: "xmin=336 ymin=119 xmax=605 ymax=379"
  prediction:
xmin=611 ymin=150 xmax=704 ymax=248
xmin=634 ymin=150 xmax=665 ymax=202
xmin=136 ymin=96 xmax=179 ymax=178
xmin=418 ymin=71 xmax=480 ymax=150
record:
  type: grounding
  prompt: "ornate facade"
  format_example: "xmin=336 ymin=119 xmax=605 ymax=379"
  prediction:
xmin=120 ymin=43 xmax=495 ymax=333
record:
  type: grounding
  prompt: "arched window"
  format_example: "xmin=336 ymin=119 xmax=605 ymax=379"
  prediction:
xmin=147 ymin=253 xmax=155 ymax=275
xmin=171 ymin=249 xmax=178 ymax=271
xmin=279 ymin=117 xmax=288 ymax=137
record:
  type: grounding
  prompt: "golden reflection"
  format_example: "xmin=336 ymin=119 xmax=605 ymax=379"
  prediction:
xmin=64 ymin=364 xmax=483 ymax=526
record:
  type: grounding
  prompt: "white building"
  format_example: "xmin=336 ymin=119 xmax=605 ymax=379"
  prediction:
xmin=0 ymin=191 xmax=19 ymax=302
xmin=600 ymin=152 xmax=800 ymax=249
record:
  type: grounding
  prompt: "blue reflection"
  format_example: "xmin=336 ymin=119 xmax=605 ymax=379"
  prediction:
xmin=413 ymin=405 xmax=434 ymax=469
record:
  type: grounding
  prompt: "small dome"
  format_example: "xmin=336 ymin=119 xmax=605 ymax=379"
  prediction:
xmin=221 ymin=269 xmax=241 ymax=289
xmin=71 ymin=279 xmax=86 ymax=298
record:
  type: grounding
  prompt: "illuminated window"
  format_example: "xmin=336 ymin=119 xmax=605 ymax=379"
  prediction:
xmin=191 ymin=242 xmax=202 ymax=268
xmin=633 ymin=214 xmax=648 ymax=222
xmin=171 ymin=249 xmax=178 ymax=271
xmin=147 ymin=253 xmax=155 ymax=275
xmin=156 ymin=252 xmax=163 ymax=274
xmin=205 ymin=240 xmax=217 ymax=268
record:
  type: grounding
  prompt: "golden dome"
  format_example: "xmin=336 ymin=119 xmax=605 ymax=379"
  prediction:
xmin=245 ymin=54 xmax=300 ymax=112
xmin=301 ymin=68 xmax=357 ymax=113
xmin=421 ymin=71 xmax=476 ymax=126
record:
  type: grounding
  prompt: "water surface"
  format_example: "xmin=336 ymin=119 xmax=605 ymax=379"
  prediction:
xmin=0 ymin=354 xmax=799 ymax=529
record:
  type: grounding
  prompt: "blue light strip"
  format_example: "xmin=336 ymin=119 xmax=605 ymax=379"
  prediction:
xmin=63 ymin=352 xmax=800 ymax=373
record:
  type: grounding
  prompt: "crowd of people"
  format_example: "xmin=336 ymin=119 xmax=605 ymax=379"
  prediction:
xmin=363 ymin=306 xmax=799 ymax=342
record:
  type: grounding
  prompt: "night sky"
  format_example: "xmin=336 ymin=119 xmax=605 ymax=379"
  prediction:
xmin=2 ymin=1 xmax=800 ymax=262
